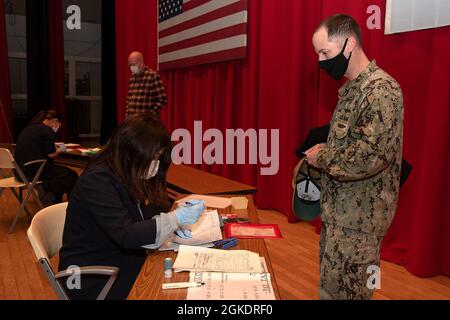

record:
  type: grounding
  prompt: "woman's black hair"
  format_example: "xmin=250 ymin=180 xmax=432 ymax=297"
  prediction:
xmin=30 ymin=110 xmax=63 ymax=124
xmin=90 ymin=113 xmax=173 ymax=205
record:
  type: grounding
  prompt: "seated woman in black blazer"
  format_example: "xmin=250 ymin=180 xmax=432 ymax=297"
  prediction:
xmin=59 ymin=113 xmax=204 ymax=300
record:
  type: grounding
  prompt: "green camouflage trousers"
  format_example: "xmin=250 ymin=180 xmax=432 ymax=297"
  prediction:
xmin=319 ymin=223 xmax=382 ymax=300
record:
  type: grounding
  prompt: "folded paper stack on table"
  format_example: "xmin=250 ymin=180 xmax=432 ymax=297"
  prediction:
xmin=173 ymin=245 xmax=263 ymax=273
xmin=186 ymin=257 xmax=276 ymax=300
xmin=158 ymin=242 xmax=214 ymax=252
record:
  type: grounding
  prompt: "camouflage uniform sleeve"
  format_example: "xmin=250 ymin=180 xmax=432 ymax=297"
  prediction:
xmin=317 ymin=84 xmax=403 ymax=181
xmin=150 ymin=72 xmax=168 ymax=112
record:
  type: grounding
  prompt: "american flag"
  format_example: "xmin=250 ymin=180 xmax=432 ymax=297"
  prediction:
xmin=158 ymin=0 xmax=248 ymax=70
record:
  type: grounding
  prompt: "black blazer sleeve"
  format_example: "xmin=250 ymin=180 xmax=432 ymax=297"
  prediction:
xmin=80 ymin=170 xmax=158 ymax=250
xmin=40 ymin=127 xmax=57 ymax=158
xmin=140 ymin=202 xmax=172 ymax=219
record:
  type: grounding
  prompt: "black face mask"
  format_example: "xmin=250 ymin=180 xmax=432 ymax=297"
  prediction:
xmin=318 ymin=38 xmax=352 ymax=81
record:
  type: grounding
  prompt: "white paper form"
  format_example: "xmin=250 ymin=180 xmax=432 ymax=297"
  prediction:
xmin=174 ymin=210 xmax=223 ymax=246
xmin=158 ymin=241 xmax=214 ymax=252
xmin=186 ymin=258 xmax=276 ymax=300
xmin=173 ymin=245 xmax=263 ymax=273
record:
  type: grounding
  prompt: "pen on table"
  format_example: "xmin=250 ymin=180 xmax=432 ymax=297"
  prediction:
xmin=213 ymin=238 xmax=237 ymax=246
xmin=213 ymin=238 xmax=238 ymax=249
xmin=162 ymin=282 xmax=206 ymax=290
xmin=222 ymin=239 xmax=238 ymax=249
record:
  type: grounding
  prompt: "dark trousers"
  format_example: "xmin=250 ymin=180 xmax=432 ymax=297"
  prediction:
xmin=23 ymin=163 xmax=78 ymax=203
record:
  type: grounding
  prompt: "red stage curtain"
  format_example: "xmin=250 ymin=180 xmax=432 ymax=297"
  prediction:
xmin=115 ymin=0 xmax=449 ymax=277
xmin=0 ymin=0 xmax=13 ymax=143
xmin=115 ymin=0 xmax=158 ymax=124
xmin=160 ymin=0 xmax=322 ymax=213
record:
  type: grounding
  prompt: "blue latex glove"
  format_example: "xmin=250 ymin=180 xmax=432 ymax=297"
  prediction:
xmin=175 ymin=229 xmax=193 ymax=239
xmin=175 ymin=200 xmax=205 ymax=226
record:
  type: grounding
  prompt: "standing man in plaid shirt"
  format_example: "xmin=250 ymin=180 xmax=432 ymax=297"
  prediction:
xmin=126 ymin=51 xmax=167 ymax=119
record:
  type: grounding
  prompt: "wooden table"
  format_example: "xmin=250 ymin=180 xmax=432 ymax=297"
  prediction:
xmin=127 ymin=195 xmax=280 ymax=300
xmin=165 ymin=164 xmax=257 ymax=200
xmin=56 ymin=150 xmax=258 ymax=200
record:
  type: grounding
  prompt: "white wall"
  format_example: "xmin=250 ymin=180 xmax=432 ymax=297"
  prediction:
xmin=386 ymin=0 xmax=450 ymax=34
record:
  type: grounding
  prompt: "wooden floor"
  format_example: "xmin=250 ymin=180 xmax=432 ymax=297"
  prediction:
xmin=258 ymin=210 xmax=450 ymax=300
xmin=0 ymin=187 xmax=449 ymax=300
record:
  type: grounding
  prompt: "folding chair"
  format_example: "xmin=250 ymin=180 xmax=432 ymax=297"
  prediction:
xmin=0 ymin=148 xmax=46 ymax=233
xmin=27 ymin=203 xmax=119 ymax=300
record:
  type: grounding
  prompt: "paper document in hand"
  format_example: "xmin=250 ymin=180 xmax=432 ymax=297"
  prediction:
xmin=173 ymin=245 xmax=262 ymax=273
xmin=174 ymin=210 xmax=223 ymax=246
xmin=187 ymin=257 xmax=275 ymax=300
xmin=177 ymin=195 xmax=232 ymax=209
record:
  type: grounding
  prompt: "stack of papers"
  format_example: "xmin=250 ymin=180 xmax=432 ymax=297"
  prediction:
xmin=187 ymin=258 xmax=276 ymax=300
xmin=159 ymin=242 xmax=213 ymax=252
xmin=173 ymin=245 xmax=263 ymax=273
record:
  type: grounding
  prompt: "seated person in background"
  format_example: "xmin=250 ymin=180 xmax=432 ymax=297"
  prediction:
xmin=59 ymin=113 xmax=205 ymax=300
xmin=14 ymin=110 xmax=78 ymax=204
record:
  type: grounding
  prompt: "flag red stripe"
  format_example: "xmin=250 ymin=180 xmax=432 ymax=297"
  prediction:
xmin=159 ymin=23 xmax=246 ymax=54
xmin=159 ymin=46 xmax=246 ymax=70
xmin=159 ymin=0 xmax=247 ymax=39
xmin=183 ymin=0 xmax=211 ymax=13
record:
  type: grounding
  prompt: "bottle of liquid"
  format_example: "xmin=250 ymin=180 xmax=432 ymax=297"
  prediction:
xmin=164 ymin=257 xmax=173 ymax=278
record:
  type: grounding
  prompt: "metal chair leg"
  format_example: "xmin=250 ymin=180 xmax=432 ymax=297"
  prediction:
xmin=31 ymin=187 xmax=44 ymax=209
xmin=12 ymin=188 xmax=32 ymax=216
xmin=8 ymin=188 xmax=34 ymax=234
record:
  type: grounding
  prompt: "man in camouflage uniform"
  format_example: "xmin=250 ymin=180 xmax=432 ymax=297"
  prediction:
xmin=306 ymin=15 xmax=404 ymax=299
